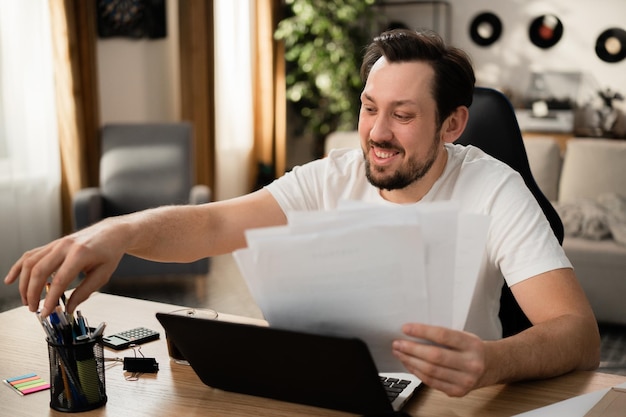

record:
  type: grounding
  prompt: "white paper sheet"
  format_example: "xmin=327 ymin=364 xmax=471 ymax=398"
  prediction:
xmin=453 ymin=213 xmax=490 ymax=329
xmin=232 ymin=201 xmax=489 ymax=372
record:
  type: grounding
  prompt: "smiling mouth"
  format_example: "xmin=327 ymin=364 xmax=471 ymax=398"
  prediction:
xmin=373 ymin=148 xmax=399 ymax=159
xmin=368 ymin=140 xmax=402 ymax=161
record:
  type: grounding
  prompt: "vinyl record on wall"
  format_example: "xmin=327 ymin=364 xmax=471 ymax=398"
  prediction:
xmin=469 ymin=12 xmax=502 ymax=47
xmin=595 ymin=28 xmax=626 ymax=63
xmin=528 ymin=14 xmax=563 ymax=49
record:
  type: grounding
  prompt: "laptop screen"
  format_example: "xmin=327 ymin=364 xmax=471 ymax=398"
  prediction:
xmin=156 ymin=312 xmax=402 ymax=414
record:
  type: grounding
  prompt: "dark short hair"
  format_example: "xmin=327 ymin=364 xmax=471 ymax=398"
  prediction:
xmin=361 ymin=29 xmax=475 ymax=127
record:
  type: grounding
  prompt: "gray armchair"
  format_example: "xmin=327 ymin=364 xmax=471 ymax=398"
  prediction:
xmin=73 ymin=122 xmax=211 ymax=298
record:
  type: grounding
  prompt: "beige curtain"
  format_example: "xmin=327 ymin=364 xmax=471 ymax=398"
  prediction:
xmin=48 ymin=0 xmax=100 ymax=235
xmin=253 ymin=0 xmax=286 ymax=184
xmin=179 ymin=0 xmax=215 ymax=191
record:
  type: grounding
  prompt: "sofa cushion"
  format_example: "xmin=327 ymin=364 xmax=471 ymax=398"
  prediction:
xmin=523 ymin=137 xmax=562 ymax=202
xmin=559 ymin=138 xmax=626 ymax=203
xmin=324 ymin=131 xmax=360 ymax=155
xmin=564 ymin=236 xmax=626 ymax=324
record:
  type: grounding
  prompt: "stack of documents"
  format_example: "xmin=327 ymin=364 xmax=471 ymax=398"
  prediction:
xmin=233 ymin=201 xmax=489 ymax=371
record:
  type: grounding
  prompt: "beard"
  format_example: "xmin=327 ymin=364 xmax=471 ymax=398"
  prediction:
xmin=364 ymin=134 xmax=441 ymax=191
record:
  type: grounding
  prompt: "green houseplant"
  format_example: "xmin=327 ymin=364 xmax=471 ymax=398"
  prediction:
xmin=275 ymin=0 xmax=376 ymax=157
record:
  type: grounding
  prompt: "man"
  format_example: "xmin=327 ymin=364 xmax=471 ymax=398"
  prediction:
xmin=5 ymin=29 xmax=599 ymax=397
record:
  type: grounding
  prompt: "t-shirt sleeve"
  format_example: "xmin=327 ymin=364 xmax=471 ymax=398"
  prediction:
xmin=477 ymin=167 xmax=572 ymax=287
xmin=264 ymin=158 xmax=327 ymax=213
xmin=264 ymin=148 xmax=371 ymax=214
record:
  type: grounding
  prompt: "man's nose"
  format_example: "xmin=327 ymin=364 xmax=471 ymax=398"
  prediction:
xmin=369 ymin=115 xmax=393 ymax=143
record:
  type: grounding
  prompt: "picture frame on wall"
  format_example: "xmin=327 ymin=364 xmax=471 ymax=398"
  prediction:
xmin=97 ymin=0 xmax=167 ymax=39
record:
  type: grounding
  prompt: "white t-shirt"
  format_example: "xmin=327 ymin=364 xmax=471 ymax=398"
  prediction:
xmin=265 ymin=144 xmax=571 ymax=340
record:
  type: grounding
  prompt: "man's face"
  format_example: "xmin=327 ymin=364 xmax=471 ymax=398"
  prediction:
xmin=358 ymin=58 xmax=443 ymax=192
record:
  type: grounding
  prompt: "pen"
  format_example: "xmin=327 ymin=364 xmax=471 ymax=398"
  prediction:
xmin=36 ymin=312 xmax=56 ymax=342
xmin=48 ymin=311 xmax=63 ymax=343
xmin=91 ymin=322 xmax=106 ymax=339
xmin=76 ymin=311 xmax=87 ymax=336
xmin=60 ymin=291 xmax=68 ymax=308
xmin=45 ymin=282 xmax=69 ymax=314
xmin=55 ymin=306 xmax=69 ymax=326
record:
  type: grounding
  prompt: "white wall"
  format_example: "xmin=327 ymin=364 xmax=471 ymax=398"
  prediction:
xmin=97 ymin=1 xmax=626 ymax=120
xmin=444 ymin=0 xmax=626 ymax=100
xmin=97 ymin=0 xmax=181 ymax=123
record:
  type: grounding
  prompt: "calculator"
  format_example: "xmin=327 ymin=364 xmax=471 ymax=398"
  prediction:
xmin=102 ymin=327 xmax=160 ymax=350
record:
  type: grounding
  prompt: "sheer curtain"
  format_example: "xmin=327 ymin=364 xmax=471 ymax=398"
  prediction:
xmin=0 ymin=1 xmax=61 ymax=284
xmin=214 ymin=0 xmax=255 ymax=200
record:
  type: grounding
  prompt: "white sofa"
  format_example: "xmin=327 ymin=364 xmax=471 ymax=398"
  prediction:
xmin=325 ymin=132 xmax=626 ymax=325
xmin=525 ymin=138 xmax=626 ymax=325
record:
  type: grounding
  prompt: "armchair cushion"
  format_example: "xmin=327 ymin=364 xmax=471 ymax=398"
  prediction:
xmin=100 ymin=123 xmax=195 ymax=216
xmin=72 ymin=122 xmax=211 ymax=283
xmin=72 ymin=187 xmax=103 ymax=231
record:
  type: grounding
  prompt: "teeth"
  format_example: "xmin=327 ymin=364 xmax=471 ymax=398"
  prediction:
xmin=374 ymin=149 xmax=396 ymax=159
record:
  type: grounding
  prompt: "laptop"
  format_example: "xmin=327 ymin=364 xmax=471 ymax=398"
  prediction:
xmin=155 ymin=312 xmax=421 ymax=415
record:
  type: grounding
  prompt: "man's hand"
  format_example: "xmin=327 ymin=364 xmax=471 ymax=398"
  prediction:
xmin=392 ymin=323 xmax=487 ymax=397
xmin=4 ymin=219 xmax=126 ymax=317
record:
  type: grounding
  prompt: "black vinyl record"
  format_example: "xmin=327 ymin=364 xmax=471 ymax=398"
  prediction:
xmin=469 ymin=12 xmax=502 ymax=47
xmin=595 ymin=28 xmax=626 ymax=63
xmin=529 ymin=14 xmax=563 ymax=49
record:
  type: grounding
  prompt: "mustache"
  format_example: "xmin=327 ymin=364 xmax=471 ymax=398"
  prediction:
xmin=367 ymin=139 xmax=402 ymax=151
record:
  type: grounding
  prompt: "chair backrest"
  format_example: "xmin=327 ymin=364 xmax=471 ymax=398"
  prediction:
xmin=100 ymin=123 xmax=194 ymax=216
xmin=455 ymin=87 xmax=564 ymax=337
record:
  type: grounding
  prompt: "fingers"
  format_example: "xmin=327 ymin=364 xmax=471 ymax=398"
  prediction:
xmin=5 ymin=222 xmax=123 ymax=317
xmin=29 ymin=255 xmax=67 ymax=314
xmin=40 ymin=271 xmax=75 ymax=317
xmin=12 ymin=245 xmax=57 ymax=312
xmin=5 ymin=236 xmax=99 ymax=316
xmin=393 ymin=323 xmax=486 ymax=397
xmin=4 ymin=253 xmax=26 ymax=284
xmin=392 ymin=347 xmax=475 ymax=396
xmin=4 ymin=256 xmax=26 ymax=304
xmin=65 ymin=265 xmax=115 ymax=314
xmin=38 ymin=241 xmax=111 ymax=316
xmin=401 ymin=322 xmax=466 ymax=348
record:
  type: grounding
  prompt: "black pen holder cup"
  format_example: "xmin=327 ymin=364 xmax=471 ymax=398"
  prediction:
xmin=47 ymin=336 xmax=107 ymax=412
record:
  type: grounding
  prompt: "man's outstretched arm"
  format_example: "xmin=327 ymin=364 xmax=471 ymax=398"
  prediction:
xmin=5 ymin=189 xmax=286 ymax=317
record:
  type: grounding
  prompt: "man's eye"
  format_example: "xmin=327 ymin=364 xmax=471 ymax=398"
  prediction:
xmin=395 ymin=113 xmax=411 ymax=120
xmin=363 ymin=106 xmax=376 ymax=113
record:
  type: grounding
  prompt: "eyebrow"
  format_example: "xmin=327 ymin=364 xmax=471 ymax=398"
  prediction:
xmin=361 ymin=92 xmax=417 ymax=107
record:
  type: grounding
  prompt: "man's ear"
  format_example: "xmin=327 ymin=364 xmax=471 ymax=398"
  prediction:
xmin=440 ymin=106 xmax=469 ymax=143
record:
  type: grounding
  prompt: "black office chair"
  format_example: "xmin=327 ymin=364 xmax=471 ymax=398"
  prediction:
xmin=455 ymin=87 xmax=564 ymax=338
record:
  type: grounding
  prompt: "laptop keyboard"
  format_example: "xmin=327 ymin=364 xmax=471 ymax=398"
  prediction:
xmin=380 ymin=376 xmax=412 ymax=401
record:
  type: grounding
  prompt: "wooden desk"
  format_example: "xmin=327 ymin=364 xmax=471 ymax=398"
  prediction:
xmin=1 ymin=293 xmax=624 ymax=417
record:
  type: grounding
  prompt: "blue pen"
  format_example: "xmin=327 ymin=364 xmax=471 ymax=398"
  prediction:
xmin=48 ymin=311 xmax=65 ymax=344
xmin=76 ymin=311 xmax=87 ymax=336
